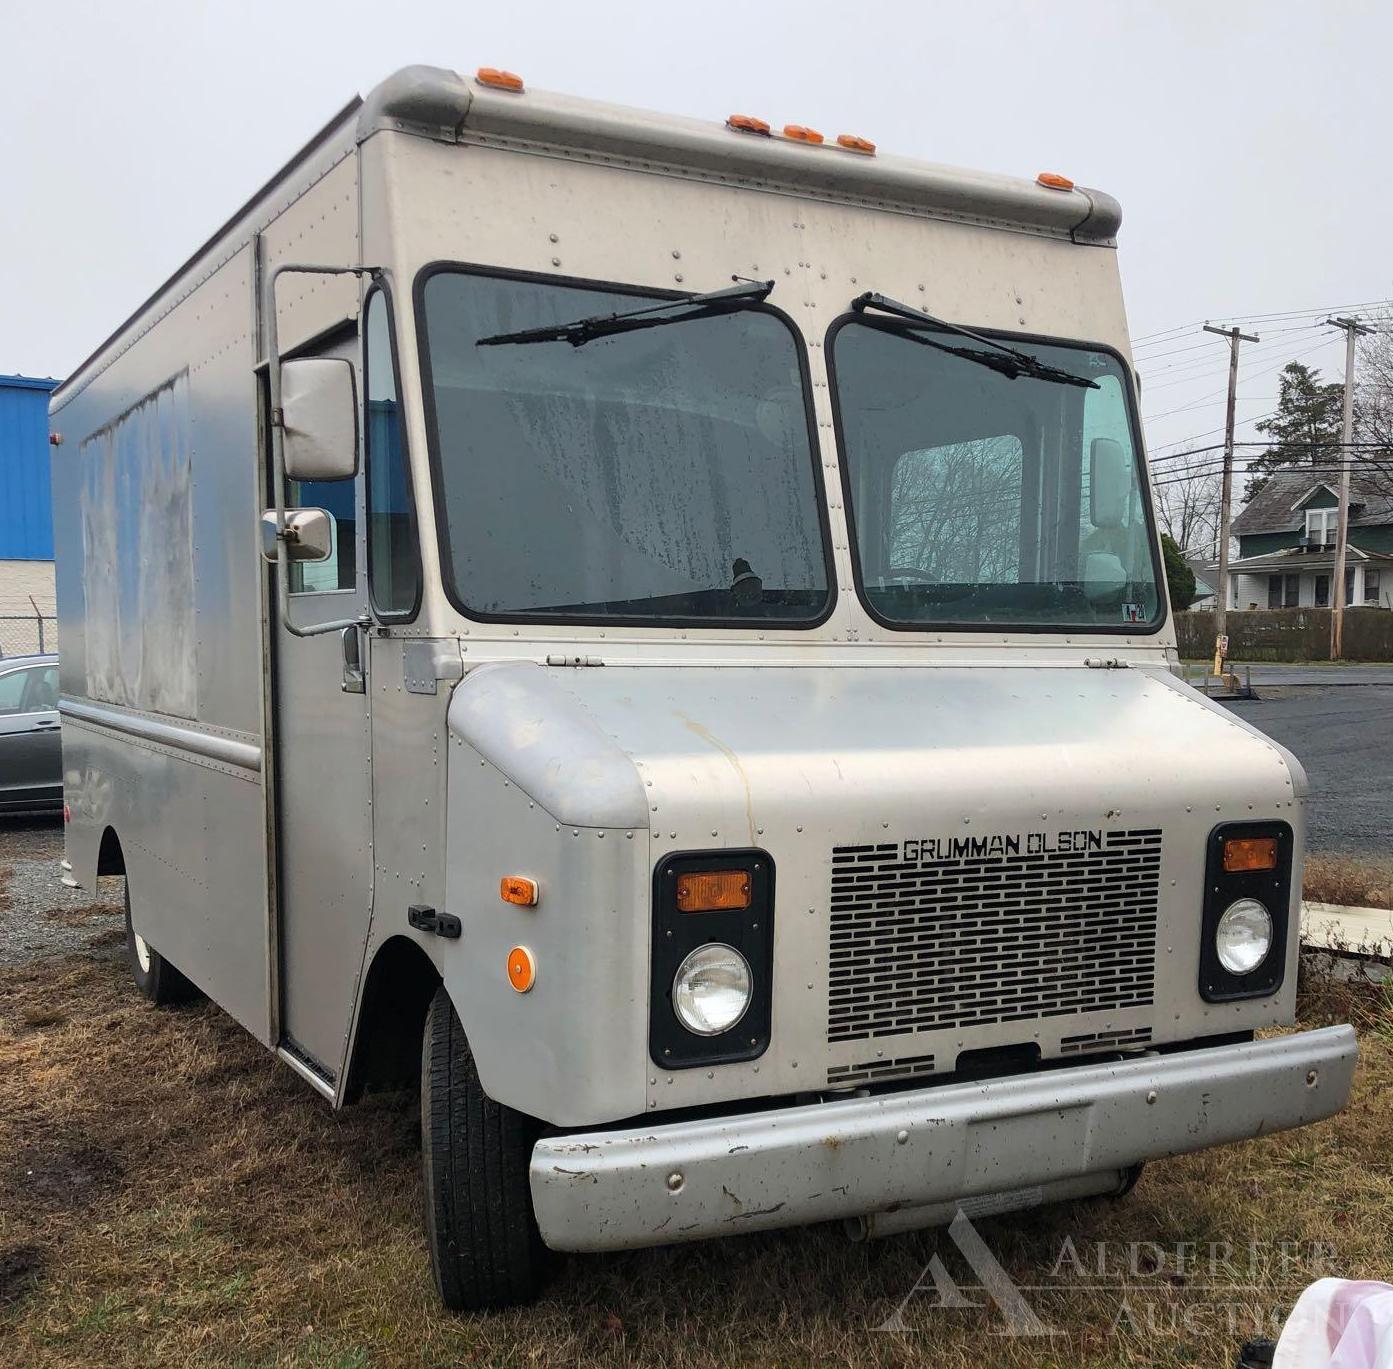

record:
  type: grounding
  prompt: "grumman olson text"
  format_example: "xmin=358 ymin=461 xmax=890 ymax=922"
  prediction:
xmin=903 ymin=830 xmax=1105 ymax=862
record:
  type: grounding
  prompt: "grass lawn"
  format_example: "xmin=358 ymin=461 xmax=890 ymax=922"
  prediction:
xmin=2 ymin=927 xmax=1390 ymax=1368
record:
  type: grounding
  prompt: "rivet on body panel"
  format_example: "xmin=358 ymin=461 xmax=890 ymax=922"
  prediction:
xmin=896 ymin=1130 xmax=909 ymax=1145
xmin=667 ymin=1173 xmax=684 ymax=1192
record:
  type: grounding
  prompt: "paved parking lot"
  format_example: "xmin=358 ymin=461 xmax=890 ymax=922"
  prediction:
xmin=1224 ymin=682 xmax=1393 ymax=854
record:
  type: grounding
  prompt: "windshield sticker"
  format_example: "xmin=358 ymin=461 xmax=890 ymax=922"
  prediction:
xmin=1123 ymin=603 xmax=1145 ymax=622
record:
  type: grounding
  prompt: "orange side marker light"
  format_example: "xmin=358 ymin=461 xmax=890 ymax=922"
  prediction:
xmin=500 ymin=875 xmax=540 ymax=907
xmin=1036 ymin=171 xmax=1075 ymax=191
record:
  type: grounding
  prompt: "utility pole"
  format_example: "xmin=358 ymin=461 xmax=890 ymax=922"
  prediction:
xmin=1323 ymin=315 xmax=1374 ymax=659
xmin=1202 ymin=323 xmax=1260 ymax=677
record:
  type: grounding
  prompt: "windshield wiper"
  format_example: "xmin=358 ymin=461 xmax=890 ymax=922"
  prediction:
xmin=477 ymin=277 xmax=775 ymax=349
xmin=850 ymin=292 xmax=1098 ymax=389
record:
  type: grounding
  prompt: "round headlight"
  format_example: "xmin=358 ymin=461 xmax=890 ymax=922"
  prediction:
xmin=672 ymin=943 xmax=752 ymax=1036
xmin=1216 ymin=898 xmax=1273 ymax=974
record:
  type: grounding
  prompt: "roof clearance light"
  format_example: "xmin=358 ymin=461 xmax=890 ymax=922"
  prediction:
xmin=783 ymin=124 xmax=825 ymax=145
xmin=1036 ymin=171 xmax=1075 ymax=191
xmin=836 ymin=133 xmax=876 ymax=155
xmin=1222 ymin=836 xmax=1279 ymax=874
xmin=500 ymin=875 xmax=540 ymax=906
xmin=676 ymin=869 xmax=752 ymax=913
xmin=727 ymin=114 xmax=771 ymax=136
xmin=476 ymin=67 xmax=525 ymax=92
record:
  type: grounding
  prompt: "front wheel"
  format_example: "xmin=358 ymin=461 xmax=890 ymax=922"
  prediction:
xmin=420 ymin=986 xmax=552 ymax=1309
xmin=124 ymin=880 xmax=197 ymax=1005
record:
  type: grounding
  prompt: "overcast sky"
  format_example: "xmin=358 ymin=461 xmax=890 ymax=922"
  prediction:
xmin=4 ymin=0 xmax=1389 ymax=468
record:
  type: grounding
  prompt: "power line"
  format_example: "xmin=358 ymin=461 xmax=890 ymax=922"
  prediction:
xmin=1131 ymin=297 xmax=1393 ymax=348
xmin=1138 ymin=326 xmax=1326 ymax=383
xmin=1142 ymin=335 xmax=1335 ymax=394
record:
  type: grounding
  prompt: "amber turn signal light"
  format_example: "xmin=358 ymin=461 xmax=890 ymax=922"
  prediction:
xmin=500 ymin=875 xmax=539 ymax=906
xmin=476 ymin=67 xmax=524 ymax=92
xmin=676 ymin=869 xmax=752 ymax=912
xmin=1222 ymin=836 xmax=1279 ymax=874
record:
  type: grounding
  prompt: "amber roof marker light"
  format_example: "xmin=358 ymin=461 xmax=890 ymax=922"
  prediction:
xmin=476 ymin=67 xmax=525 ymax=92
xmin=782 ymin=124 xmax=825 ymax=145
xmin=1036 ymin=171 xmax=1075 ymax=191
xmin=727 ymin=114 xmax=772 ymax=136
xmin=836 ymin=133 xmax=877 ymax=155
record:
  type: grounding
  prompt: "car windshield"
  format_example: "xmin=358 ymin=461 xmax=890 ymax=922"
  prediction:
xmin=418 ymin=271 xmax=831 ymax=624
xmin=831 ymin=319 xmax=1162 ymax=630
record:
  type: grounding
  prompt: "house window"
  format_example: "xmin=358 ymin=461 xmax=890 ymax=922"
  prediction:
xmin=1345 ymin=567 xmax=1356 ymax=606
xmin=1366 ymin=569 xmax=1382 ymax=605
xmin=1305 ymin=508 xmax=1337 ymax=548
xmin=1314 ymin=573 xmax=1330 ymax=607
xmin=1284 ymin=574 xmax=1299 ymax=607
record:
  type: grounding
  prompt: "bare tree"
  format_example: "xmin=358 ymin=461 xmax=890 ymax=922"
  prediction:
xmin=1152 ymin=448 xmax=1222 ymax=558
xmin=1355 ymin=306 xmax=1393 ymax=495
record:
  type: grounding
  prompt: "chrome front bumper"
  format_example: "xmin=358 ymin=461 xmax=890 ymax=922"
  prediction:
xmin=529 ymin=1026 xmax=1356 ymax=1252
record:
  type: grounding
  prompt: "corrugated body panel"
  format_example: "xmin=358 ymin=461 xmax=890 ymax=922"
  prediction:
xmin=0 ymin=376 xmax=59 ymax=559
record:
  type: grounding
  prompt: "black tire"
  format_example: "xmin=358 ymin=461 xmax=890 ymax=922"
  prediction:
xmin=421 ymin=986 xmax=551 ymax=1310
xmin=124 ymin=880 xmax=197 ymax=1005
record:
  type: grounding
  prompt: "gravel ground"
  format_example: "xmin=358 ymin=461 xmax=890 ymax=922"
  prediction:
xmin=0 ymin=817 xmax=125 ymax=967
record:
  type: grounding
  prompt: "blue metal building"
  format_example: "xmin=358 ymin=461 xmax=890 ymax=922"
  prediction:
xmin=0 ymin=374 xmax=60 ymax=559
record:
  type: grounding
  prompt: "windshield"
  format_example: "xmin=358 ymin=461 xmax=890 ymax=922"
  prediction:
xmin=418 ymin=270 xmax=831 ymax=624
xmin=830 ymin=319 xmax=1162 ymax=630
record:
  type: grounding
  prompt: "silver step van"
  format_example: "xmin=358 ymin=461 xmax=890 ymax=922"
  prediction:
xmin=49 ymin=65 xmax=1355 ymax=1308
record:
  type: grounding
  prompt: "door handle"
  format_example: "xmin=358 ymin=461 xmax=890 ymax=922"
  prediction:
xmin=341 ymin=624 xmax=366 ymax=694
xmin=31 ymin=720 xmax=60 ymax=731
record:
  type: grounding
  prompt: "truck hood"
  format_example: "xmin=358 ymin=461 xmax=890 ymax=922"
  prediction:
xmin=447 ymin=660 xmax=1305 ymax=839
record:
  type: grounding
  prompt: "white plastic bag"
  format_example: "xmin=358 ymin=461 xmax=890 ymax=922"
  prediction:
xmin=1274 ymin=1279 xmax=1393 ymax=1368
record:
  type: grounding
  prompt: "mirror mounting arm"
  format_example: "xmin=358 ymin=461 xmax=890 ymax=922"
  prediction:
xmin=263 ymin=262 xmax=382 ymax=640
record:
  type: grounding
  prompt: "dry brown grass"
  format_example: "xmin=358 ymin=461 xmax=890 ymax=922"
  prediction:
xmin=1304 ymin=853 xmax=1393 ymax=910
xmin=1 ymin=954 xmax=1390 ymax=1369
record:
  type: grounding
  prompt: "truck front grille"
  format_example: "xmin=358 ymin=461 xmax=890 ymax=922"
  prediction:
xmin=828 ymin=829 xmax=1162 ymax=1043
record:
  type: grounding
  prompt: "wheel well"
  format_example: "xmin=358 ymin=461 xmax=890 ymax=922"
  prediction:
xmin=97 ymin=828 xmax=126 ymax=876
xmin=342 ymin=935 xmax=441 ymax=1103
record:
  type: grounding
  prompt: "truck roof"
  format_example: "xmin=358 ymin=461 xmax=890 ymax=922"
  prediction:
xmin=55 ymin=65 xmax=1121 ymax=406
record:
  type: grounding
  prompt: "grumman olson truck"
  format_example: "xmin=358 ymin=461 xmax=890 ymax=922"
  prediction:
xmin=51 ymin=64 xmax=1356 ymax=1309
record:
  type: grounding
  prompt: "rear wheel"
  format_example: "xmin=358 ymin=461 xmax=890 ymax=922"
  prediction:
xmin=420 ymin=986 xmax=551 ymax=1309
xmin=124 ymin=880 xmax=197 ymax=1005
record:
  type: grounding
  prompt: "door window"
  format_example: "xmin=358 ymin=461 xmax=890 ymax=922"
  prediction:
xmin=365 ymin=289 xmax=421 ymax=618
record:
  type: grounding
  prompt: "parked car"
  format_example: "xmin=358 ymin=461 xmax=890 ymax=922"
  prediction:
xmin=0 ymin=653 xmax=61 ymax=813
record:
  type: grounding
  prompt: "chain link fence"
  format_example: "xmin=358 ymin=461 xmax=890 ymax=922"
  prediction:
xmin=0 ymin=612 xmax=58 ymax=659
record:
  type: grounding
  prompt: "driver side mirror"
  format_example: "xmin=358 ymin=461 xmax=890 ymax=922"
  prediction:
xmin=1089 ymin=437 xmax=1129 ymax=529
xmin=280 ymin=357 xmax=359 ymax=482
